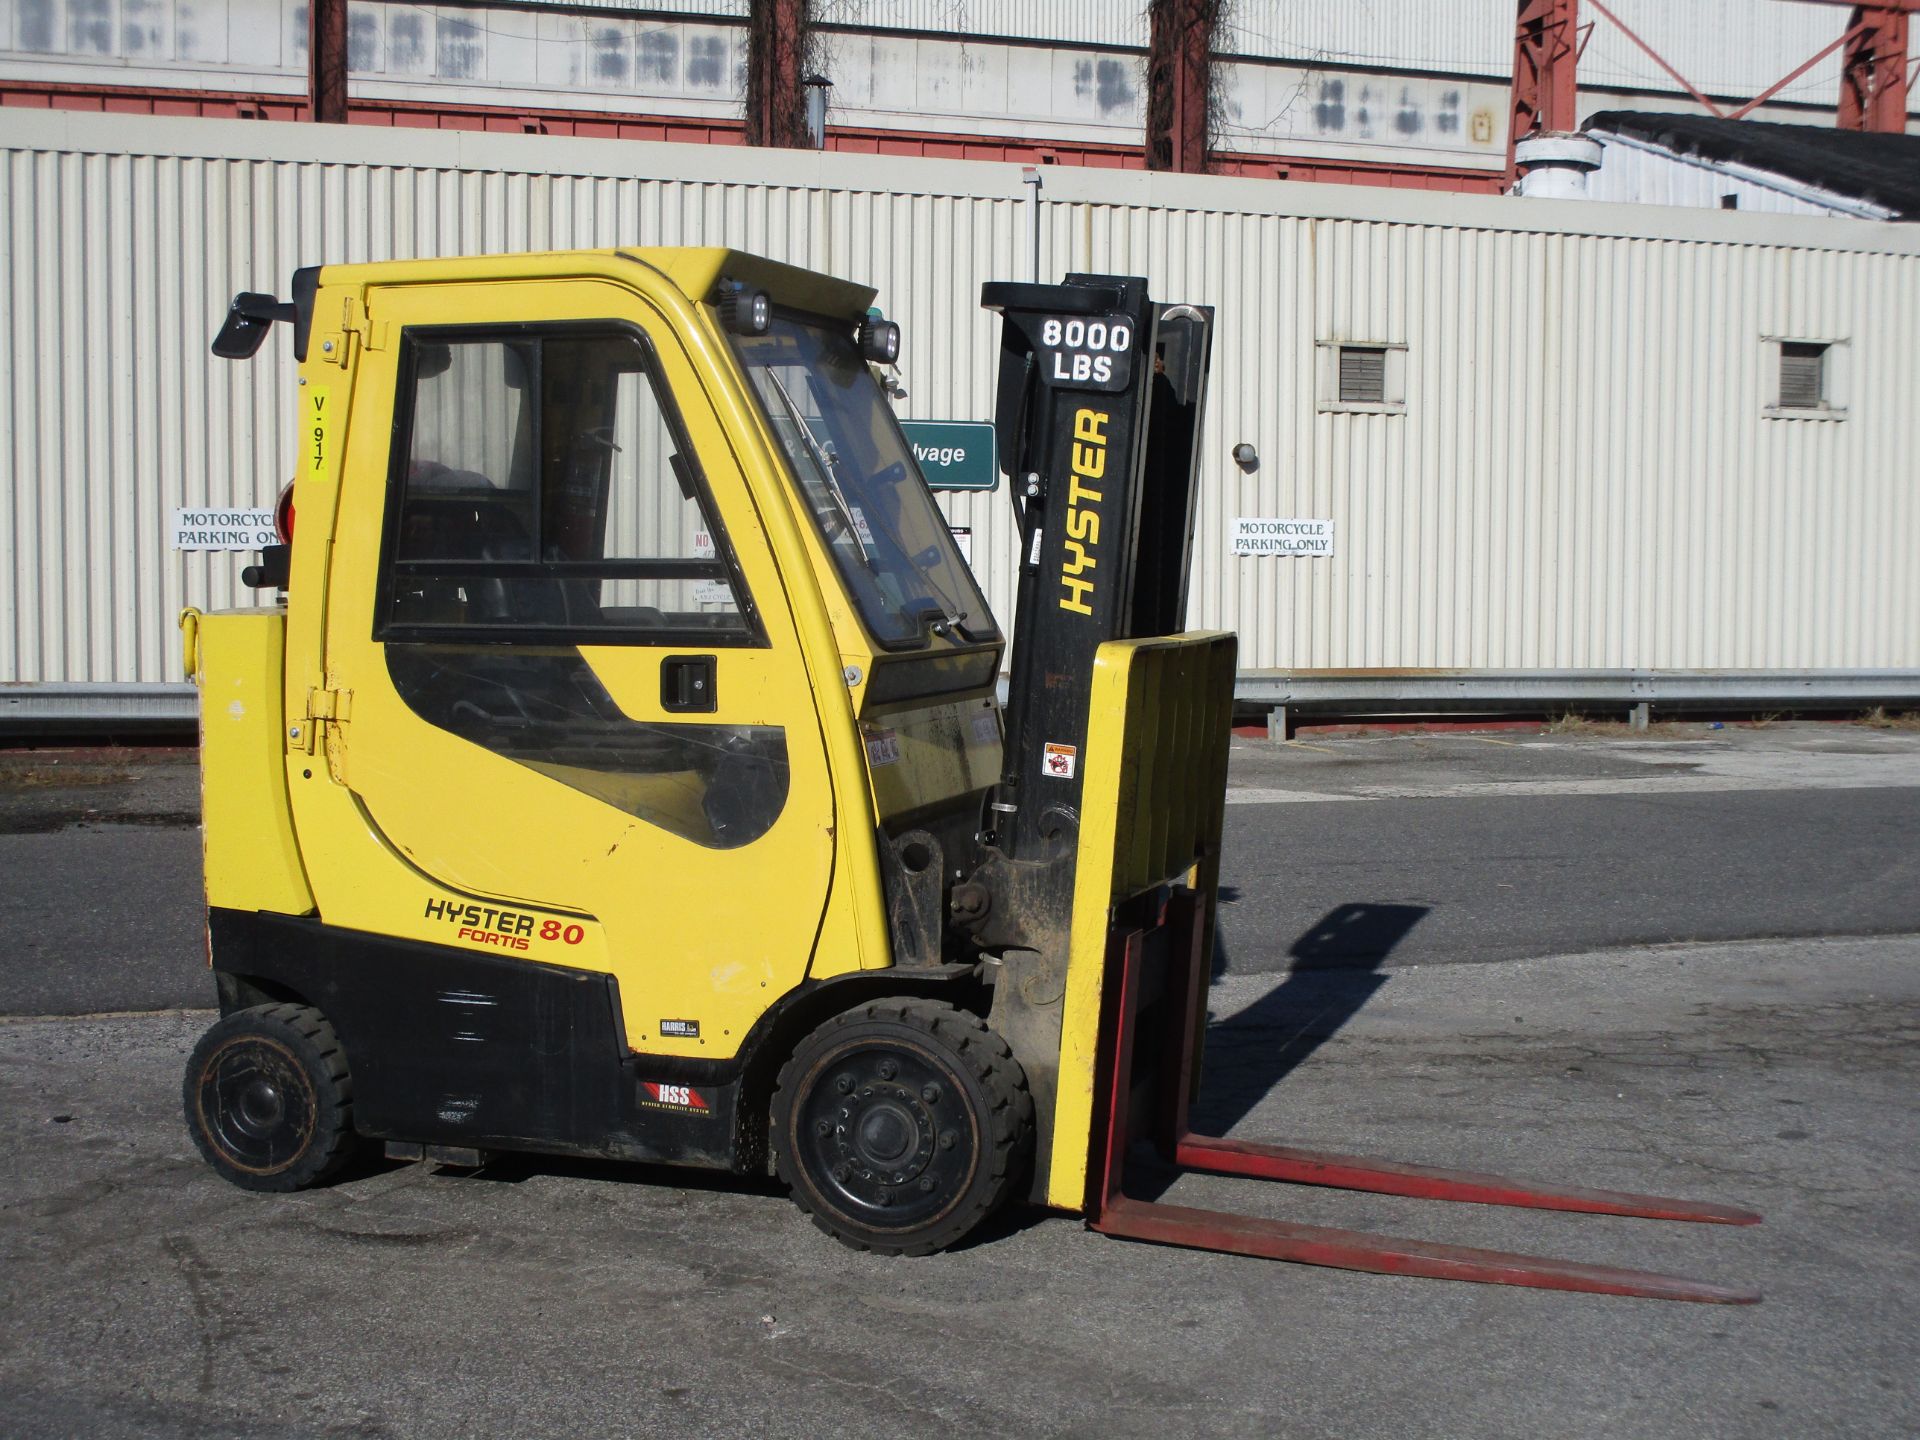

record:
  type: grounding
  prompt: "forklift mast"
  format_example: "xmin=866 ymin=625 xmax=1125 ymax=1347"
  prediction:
xmin=980 ymin=276 xmax=1213 ymax=864
xmin=970 ymin=274 xmax=1760 ymax=1303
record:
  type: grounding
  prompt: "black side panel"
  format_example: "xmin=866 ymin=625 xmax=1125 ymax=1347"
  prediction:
xmin=290 ymin=266 xmax=321 ymax=362
xmin=207 ymin=908 xmax=740 ymax=1168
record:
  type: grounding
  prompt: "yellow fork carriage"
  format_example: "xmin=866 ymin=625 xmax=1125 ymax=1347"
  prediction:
xmin=183 ymin=251 xmax=1759 ymax=1298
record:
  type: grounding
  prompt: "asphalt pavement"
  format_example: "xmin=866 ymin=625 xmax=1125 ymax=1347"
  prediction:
xmin=0 ymin=724 xmax=1916 ymax=1436
xmin=2 ymin=729 xmax=1917 ymax=1014
xmin=3 ymin=936 xmax=1915 ymax=1438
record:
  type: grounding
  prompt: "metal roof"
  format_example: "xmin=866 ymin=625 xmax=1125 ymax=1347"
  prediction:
xmin=1585 ymin=111 xmax=1920 ymax=219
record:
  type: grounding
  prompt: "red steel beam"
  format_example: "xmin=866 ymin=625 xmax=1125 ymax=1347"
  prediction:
xmin=1511 ymin=0 xmax=1582 ymax=140
xmin=745 ymin=0 xmax=810 ymax=148
xmin=1585 ymin=0 xmax=1727 ymax=115
xmin=1729 ymin=19 xmax=1868 ymax=119
xmin=1510 ymin=0 xmax=1580 ymax=182
xmin=308 ymin=0 xmax=348 ymax=125
xmin=1838 ymin=4 xmax=1912 ymax=129
xmin=1147 ymin=0 xmax=1218 ymax=173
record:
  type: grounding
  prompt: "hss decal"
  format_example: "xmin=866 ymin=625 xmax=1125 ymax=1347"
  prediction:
xmin=641 ymin=1082 xmax=710 ymax=1113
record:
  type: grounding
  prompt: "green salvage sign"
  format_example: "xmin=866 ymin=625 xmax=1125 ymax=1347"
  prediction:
xmin=901 ymin=420 xmax=998 ymax=492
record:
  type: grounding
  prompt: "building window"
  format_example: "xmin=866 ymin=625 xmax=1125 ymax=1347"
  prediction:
xmin=1317 ymin=341 xmax=1407 ymax=414
xmin=1764 ymin=338 xmax=1846 ymax=420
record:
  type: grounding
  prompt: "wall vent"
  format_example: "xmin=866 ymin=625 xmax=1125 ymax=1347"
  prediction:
xmin=1338 ymin=345 xmax=1388 ymax=405
xmin=1777 ymin=341 xmax=1827 ymax=411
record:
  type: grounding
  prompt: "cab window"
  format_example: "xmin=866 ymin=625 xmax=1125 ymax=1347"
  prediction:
xmin=731 ymin=314 xmax=996 ymax=651
xmin=379 ymin=325 xmax=757 ymax=645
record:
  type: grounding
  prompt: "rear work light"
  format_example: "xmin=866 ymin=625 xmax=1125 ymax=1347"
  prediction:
xmin=241 ymin=481 xmax=296 ymax=590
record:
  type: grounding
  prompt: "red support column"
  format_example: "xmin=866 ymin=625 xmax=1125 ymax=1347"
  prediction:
xmin=1147 ymin=0 xmax=1218 ymax=173
xmin=1839 ymin=4 xmax=1911 ymax=130
xmin=746 ymin=0 xmax=810 ymax=149
xmin=308 ymin=0 xmax=348 ymax=125
xmin=1511 ymin=0 xmax=1581 ymax=146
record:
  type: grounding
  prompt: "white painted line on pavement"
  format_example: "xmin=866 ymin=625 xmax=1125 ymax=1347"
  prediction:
xmin=1226 ymin=750 xmax=1920 ymax=804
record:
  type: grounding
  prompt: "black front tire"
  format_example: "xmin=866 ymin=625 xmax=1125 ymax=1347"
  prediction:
xmin=772 ymin=999 xmax=1033 ymax=1256
xmin=183 ymin=1002 xmax=360 ymax=1192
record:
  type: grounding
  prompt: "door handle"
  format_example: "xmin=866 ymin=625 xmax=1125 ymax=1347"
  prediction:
xmin=661 ymin=655 xmax=718 ymax=714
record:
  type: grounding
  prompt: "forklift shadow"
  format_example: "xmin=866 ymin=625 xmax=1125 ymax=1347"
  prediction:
xmin=337 ymin=1146 xmax=784 ymax=1197
xmin=348 ymin=1145 xmax=1058 ymax=1249
xmin=346 ymin=1147 xmax=1058 ymax=1251
xmin=1188 ymin=901 xmax=1430 ymax=1141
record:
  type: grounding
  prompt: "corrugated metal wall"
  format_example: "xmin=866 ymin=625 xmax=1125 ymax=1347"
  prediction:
xmin=4 ymin=110 xmax=1918 ymax=691
xmin=827 ymin=2 xmax=1150 ymax=49
xmin=831 ymin=0 xmax=1870 ymax=110
xmin=9 ymin=0 xmax=1896 ymax=129
xmin=1045 ymin=166 xmax=1920 ymax=670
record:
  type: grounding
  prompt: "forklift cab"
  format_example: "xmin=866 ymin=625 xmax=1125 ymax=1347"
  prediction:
xmin=191 ymin=250 xmax=1009 ymax=1207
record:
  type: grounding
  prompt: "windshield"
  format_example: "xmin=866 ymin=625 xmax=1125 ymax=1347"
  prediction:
xmin=732 ymin=314 xmax=997 ymax=650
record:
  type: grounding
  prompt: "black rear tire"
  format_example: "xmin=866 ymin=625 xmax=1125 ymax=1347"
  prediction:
xmin=772 ymin=999 xmax=1033 ymax=1256
xmin=183 ymin=1002 xmax=359 ymax=1192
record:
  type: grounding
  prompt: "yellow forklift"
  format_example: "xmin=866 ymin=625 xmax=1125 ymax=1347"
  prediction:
xmin=182 ymin=248 xmax=1758 ymax=1299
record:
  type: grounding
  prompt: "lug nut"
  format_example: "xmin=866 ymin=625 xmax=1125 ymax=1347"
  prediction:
xmin=918 ymin=1177 xmax=936 ymax=1193
xmin=877 ymin=1187 xmax=893 ymax=1205
xmin=939 ymin=1131 xmax=957 ymax=1151
xmin=921 ymin=1083 xmax=941 ymax=1104
xmin=877 ymin=1059 xmax=897 ymax=1080
xmin=816 ymin=1119 xmax=833 ymax=1136
xmin=836 ymin=1074 xmax=854 ymax=1094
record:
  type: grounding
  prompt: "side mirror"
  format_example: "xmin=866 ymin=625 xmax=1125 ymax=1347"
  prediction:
xmin=212 ymin=292 xmax=298 ymax=360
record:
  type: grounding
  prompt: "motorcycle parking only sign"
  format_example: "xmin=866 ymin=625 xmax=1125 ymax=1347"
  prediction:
xmin=1233 ymin=518 xmax=1335 ymax=557
xmin=170 ymin=509 xmax=278 ymax=551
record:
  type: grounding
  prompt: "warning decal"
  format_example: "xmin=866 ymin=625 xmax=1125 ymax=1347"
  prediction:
xmin=1043 ymin=742 xmax=1078 ymax=779
xmin=640 ymin=1082 xmax=710 ymax=1113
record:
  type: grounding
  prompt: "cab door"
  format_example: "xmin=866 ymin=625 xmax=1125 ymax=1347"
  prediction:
xmin=308 ymin=277 xmax=836 ymax=1061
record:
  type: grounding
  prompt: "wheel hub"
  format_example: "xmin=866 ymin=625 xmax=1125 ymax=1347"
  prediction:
xmin=197 ymin=1038 xmax=315 ymax=1175
xmin=831 ymin=1083 xmax=937 ymax=1187
xmin=797 ymin=1043 xmax=973 ymax=1226
xmin=236 ymin=1078 xmax=285 ymax=1133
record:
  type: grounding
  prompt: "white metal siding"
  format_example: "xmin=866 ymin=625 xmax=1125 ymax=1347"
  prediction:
xmin=1222 ymin=0 xmax=1512 ymax=76
xmin=1584 ymin=132 xmax=1894 ymax=219
xmin=1054 ymin=184 xmax=1920 ymax=672
xmin=819 ymin=2 xmax=1148 ymax=49
xmin=1221 ymin=0 xmax=1861 ymax=104
xmin=11 ymin=0 xmax=1909 ymax=128
xmin=1576 ymin=0 xmax=1850 ymax=106
xmin=4 ymin=110 xmax=1918 ymax=689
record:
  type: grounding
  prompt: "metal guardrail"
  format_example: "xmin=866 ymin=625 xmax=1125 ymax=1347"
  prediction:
xmin=1237 ymin=669 xmax=1920 ymax=711
xmin=1 ymin=683 xmax=200 ymax=733
xmin=1238 ymin=669 xmax=1920 ymax=738
xmin=6 ymin=671 xmax=1920 ymax=738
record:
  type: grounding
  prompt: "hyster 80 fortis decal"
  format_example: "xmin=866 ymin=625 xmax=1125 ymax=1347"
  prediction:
xmin=423 ymin=897 xmax=586 ymax=953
